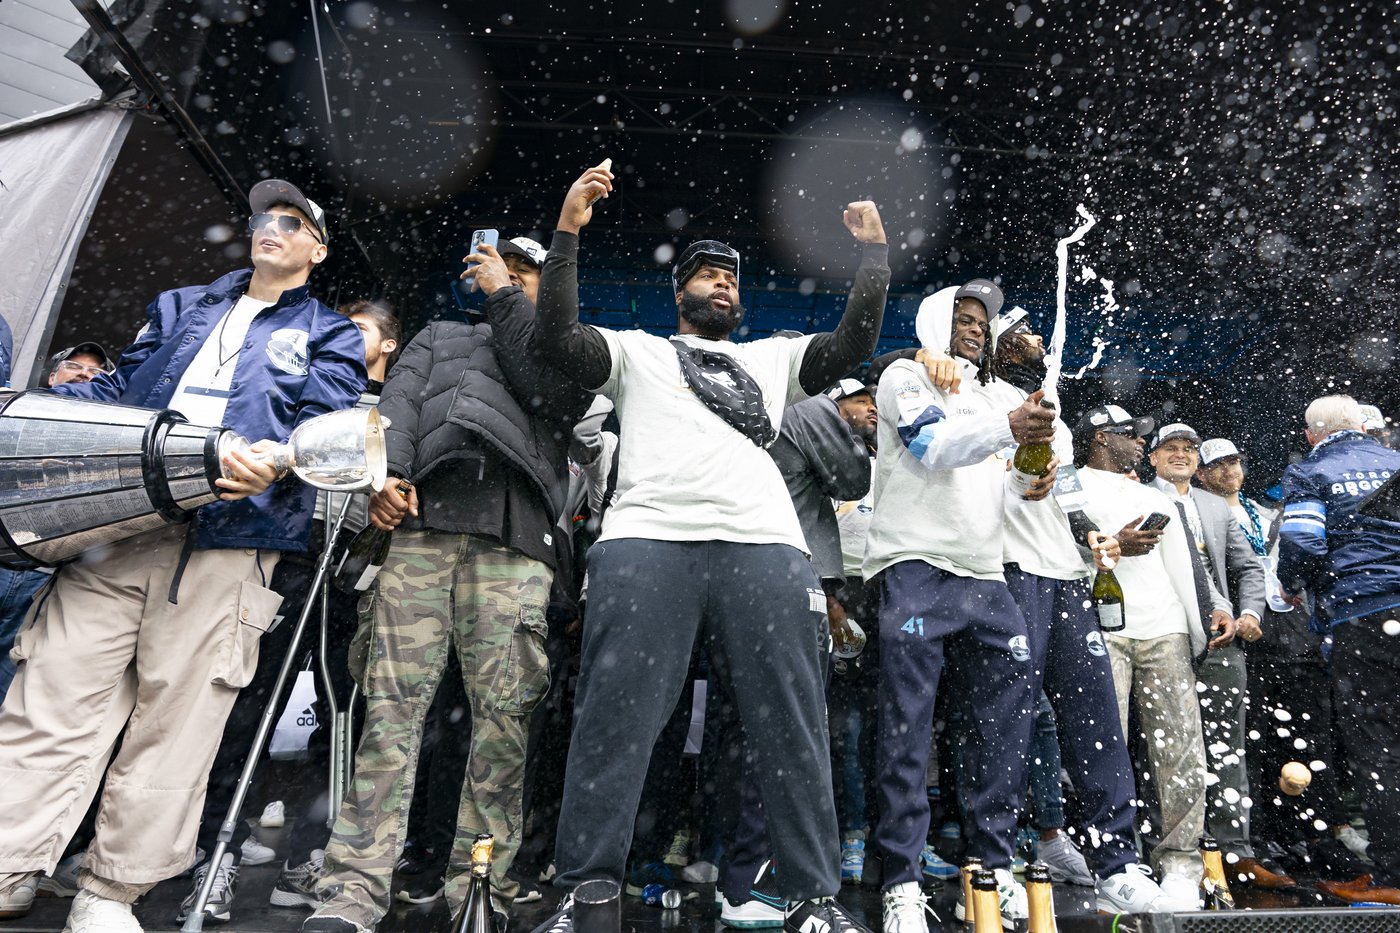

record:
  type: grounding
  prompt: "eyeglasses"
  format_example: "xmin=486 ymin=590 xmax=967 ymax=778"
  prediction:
xmin=248 ymin=213 xmax=323 ymax=243
xmin=1100 ymin=426 xmax=1138 ymax=437
xmin=56 ymin=360 xmax=110 ymax=377
xmin=954 ymin=314 xmax=990 ymax=334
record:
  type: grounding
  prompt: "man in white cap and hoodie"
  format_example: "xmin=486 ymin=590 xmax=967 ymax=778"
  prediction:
xmin=864 ymin=279 xmax=1054 ymax=932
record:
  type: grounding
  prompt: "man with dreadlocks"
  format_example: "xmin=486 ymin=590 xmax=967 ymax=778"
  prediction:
xmin=864 ymin=280 xmax=1055 ymax=932
xmin=978 ymin=311 xmax=1187 ymax=912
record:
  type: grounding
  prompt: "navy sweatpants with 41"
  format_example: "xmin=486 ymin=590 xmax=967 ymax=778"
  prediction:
xmin=874 ymin=561 xmax=1036 ymax=885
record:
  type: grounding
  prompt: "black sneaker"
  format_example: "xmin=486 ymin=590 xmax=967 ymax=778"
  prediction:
xmin=527 ymin=895 xmax=573 ymax=933
xmin=395 ymin=870 xmax=446 ymax=905
xmin=783 ymin=898 xmax=872 ymax=933
xmin=396 ymin=844 xmax=438 ymax=875
xmin=301 ymin=916 xmax=368 ymax=933
xmin=512 ymin=876 xmax=544 ymax=904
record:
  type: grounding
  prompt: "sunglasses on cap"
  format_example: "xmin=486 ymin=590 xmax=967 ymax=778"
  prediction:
xmin=248 ymin=212 xmax=323 ymax=244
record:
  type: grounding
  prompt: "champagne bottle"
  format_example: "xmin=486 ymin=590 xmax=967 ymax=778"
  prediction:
xmin=971 ymin=869 xmax=1002 ymax=933
xmin=450 ymin=833 xmax=498 ymax=933
xmin=960 ymin=857 xmax=983 ymax=926
xmin=1025 ymin=863 xmax=1058 ymax=933
xmin=333 ymin=479 xmax=412 ymax=592
xmin=1092 ymin=562 xmax=1125 ymax=633
xmin=1008 ymin=398 xmax=1057 ymax=496
xmin=1198 ymin=835 xmax=1235 ymax=910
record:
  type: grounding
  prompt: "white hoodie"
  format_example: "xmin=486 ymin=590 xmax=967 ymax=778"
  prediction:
xmin=863 ymin=295 xmax=1016 ymax=581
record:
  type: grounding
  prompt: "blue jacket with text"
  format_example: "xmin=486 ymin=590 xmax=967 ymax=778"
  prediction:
xmin=1278 ymin=430 xmax=1400 ymax=625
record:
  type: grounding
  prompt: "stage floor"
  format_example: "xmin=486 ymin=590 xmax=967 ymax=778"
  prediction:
xmin=9 ymin=853 xmax=1398 ymax=933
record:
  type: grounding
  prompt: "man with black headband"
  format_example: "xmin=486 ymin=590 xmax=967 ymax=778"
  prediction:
xmin=529 ymin=161 xmax=889 ymax=933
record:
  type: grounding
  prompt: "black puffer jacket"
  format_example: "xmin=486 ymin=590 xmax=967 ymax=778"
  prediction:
xmin=378 ymin=286 xmax=588 ymax=521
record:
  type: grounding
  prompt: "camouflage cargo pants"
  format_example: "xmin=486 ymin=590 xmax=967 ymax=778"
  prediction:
xmin=315 ymin=529 xmax=551 ymax=927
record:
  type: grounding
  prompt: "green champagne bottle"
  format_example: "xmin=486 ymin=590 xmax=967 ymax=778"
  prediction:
xmin=1092 ymin=563 xmax=1125 ymax=632
xmin=1009 ymin=399 xmax=1057 ymax=496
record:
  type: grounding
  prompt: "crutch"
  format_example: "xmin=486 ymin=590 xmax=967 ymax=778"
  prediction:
xmin=316 ymin=490 xmax=359 ymax=823
xmin=181 ymin=493 xmax=356 ymax=933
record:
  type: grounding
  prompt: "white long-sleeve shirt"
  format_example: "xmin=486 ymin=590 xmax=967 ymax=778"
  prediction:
xmin=862 ymin=358 xmax=1016 ymax=581
xmin=1077 ymin=467 xmax=1204 ymax=649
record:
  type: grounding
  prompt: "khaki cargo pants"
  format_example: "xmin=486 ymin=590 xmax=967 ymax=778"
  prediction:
xmin=315 ymin=530 xmax=551 ymax=927
xmin=0 ymin=524 xmax=282 ymax=900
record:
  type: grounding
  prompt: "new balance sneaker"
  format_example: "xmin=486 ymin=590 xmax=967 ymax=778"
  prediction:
xmin=63 ymin=889 xmax=143 ymax=933
xmin=953 ymin=868 xmax=1027 ymax=930
xmin=1096 ymin=864 xmax=1178 ymax=913
xmin=177 ymin=853 xmax=240 ymax=924
xmin=664 ymin=830 xmax=691 ymax=868
xmin=40 ymin=853 xmax=83 ymax=898
xmin=269 ymin=851 xmax=326 ymax=909
xmin=841 ymin=838 xmax=865 ymax=885
xmin=782 ymin=897 xmax=872 ymax=933
xmin=241 ymin=837 xmax=277 ymax=867
xmin=919 ymin=845 xmax=959 ymax=881
xmin=721 ymin=896 xmax=785 ymax=929
xmin=0 ymin=875 xmax=39 ymax=920
xmin=1158 ymin=872 xmax=1201 ymax=911
xmin=624 ymin=861 xmax=679 ymax=897
xmin=260 ymin=801 xmax=287 ymax=828
xmin=882 ymin=881 xmax=939 ymax=933
xmin=526 ymin=895 xmax=573 ymax=933
xmin=1038 ymin=833 xmax=1094 ymax=887
xmin=680 ymin=860 xmax=719 ymax=883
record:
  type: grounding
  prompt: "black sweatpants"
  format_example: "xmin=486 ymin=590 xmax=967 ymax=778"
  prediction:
xmin=553 ymin=538 xmax=839 ymax=901
xmin=1331 ymin=610 xmax=1400 ymax=886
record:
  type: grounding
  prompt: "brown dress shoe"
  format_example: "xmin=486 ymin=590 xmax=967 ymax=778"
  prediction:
xmin=1318 ymin=875 xmax=1400 ymax=905
xmin=1231 ymin=857 xmax=1297 ymax=889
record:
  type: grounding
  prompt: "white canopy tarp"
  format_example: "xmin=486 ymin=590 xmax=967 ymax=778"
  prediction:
xmin=0 ymin=101 xmax=132 ymax=387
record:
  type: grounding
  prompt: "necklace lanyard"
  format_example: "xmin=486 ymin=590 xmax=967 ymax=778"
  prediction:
xmin=1238 ymin=497 xmax=1267 ymax=556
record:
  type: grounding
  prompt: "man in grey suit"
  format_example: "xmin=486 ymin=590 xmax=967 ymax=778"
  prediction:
xmin=1148 ymin=423 xmax=1295 ymax=891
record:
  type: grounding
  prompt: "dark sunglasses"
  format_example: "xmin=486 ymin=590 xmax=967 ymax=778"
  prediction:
xmin=248 ymin=213 xmax=323 ymax=243
xmin=1100 ymin=426 xmax=1138 ymax=437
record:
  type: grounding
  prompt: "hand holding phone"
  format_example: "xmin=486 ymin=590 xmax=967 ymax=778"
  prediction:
xmin=464 ymin=228 xmax=499 ymax=278
xmin=1137 ymin=512 xmax=1172 ymax=532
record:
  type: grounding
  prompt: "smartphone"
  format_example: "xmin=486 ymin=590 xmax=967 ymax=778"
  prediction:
xmin=1138 ymin=512 xmax=1172 ymax=532
xmin=465 ymin=228 xmax=499 ymax=277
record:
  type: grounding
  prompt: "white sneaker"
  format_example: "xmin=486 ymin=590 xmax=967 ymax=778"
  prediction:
xmin=1158 ymin=872 xmax=1201 ymax=911
xmin=720 ymin=895 xmax=784 ymax=929
xmin=1038 ymin=833 xmax=1095 ymax=887
xmin=62 ymin=889 xmax=143 ymax=933
xmin=680 ymin=860 xmax=719 ymax=883
xmin=260 ymin=801 xmax=287 ymax=828
xmin=177 ymin=853 xmax=240 ymax=923
xmin=1337 ymin=825 xmax=1372 ymax=862
xmin=0 ymin=875 xmax=39 ymax=920
xmin=241 ymin=837 xmax=278 ymax=866
xmin=953 ymin=868 xmax=1027 ymax=930
xmin=882 ymin=881 xmax=939 ymax=933
xmin=1096 ymin=864 xmax=1179 ymax=913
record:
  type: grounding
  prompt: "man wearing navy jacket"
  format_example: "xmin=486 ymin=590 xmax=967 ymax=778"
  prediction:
xmin=1278 ymin=395 xmax=1400 ymax=906
xmin=0 ymin=180 xmax=364 ymax=933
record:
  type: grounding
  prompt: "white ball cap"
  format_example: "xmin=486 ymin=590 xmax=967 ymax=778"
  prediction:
xmin=1200 ymin=438 xmax=1242 ymax=466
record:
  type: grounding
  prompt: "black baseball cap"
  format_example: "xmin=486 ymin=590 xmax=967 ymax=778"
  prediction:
xmin=49 ymin=342 xmax=114 ymax=371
